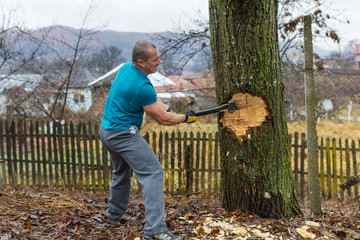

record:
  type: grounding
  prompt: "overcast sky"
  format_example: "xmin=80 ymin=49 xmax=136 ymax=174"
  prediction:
xmin=1 ymin=0 xmax=360 ymax=51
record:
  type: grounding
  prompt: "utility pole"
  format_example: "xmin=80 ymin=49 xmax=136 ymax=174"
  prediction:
xmin=304 ymin=15 xmax=321 ymax=214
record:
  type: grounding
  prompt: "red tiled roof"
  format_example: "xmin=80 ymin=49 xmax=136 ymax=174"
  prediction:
xmin=155 ymin=75 xmax=196 ymax=92
xmin=191 ymin=78 xmax=215 ymax=88
xmin=353 ymin=44 xmax=360 ymax=55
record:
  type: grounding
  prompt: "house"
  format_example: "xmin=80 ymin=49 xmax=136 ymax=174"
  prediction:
xmin=0 ymin=74 xmax=43 ymax=117
xmin=354 ymin=44 xmax=360 ymax=69
xmin=66 ymin=68 xmax=95 ymax=113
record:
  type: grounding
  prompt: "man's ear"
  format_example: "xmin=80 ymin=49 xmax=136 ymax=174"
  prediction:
xmin=137 ymin=59 xmax=145 ymax=68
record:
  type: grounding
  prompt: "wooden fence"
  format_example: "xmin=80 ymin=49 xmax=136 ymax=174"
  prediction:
xmin=0 ymin=120 xmax=359 ymax=200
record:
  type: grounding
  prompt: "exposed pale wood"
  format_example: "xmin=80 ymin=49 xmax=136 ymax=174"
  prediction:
xmin=220 ymin=93 xmax=268 ymax=143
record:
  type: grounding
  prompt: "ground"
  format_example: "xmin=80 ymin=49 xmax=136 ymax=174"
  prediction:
xmin=1 ymin=188 xmax=360 ymax=239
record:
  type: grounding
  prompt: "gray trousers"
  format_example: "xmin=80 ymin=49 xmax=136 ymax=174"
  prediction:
xmin=100 ymin=126 xmax=168 ymax=236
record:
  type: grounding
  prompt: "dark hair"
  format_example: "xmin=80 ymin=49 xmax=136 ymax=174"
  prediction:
xmin=132 ymin=40 xmax=157 ymax=63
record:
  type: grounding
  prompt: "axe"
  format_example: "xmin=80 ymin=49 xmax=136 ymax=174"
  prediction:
xmin=194 ymin=101 xmax=238 ymax=116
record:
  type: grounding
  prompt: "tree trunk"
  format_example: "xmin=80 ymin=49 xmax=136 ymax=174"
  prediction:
xmin=209 ymin=0 xmax=301 ymax=218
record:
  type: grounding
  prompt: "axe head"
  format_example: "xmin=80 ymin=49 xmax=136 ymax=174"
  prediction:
xmin=227 ymin=101 xmax=238 ymax=113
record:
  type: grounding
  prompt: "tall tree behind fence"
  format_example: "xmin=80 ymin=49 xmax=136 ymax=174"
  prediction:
xmin=0 ymin=120 xmax=359 ymax=200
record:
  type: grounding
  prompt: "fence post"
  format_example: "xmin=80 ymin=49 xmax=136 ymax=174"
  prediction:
xmin=304 ymin=14 xmax=321 ymax=213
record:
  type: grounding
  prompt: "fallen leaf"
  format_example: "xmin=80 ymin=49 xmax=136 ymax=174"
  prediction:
xmin=184 ymin=213 xmax=192 ymax=220
xmin=210 ymin=228 xmax=220 ymax=235
xmin=307 ymin=227 xmax=320 ymax=235
xmin=296 ymin=226 xmax=316 ymax=239
xmin=330 ymin=218 xmax=335 ymax=226
xmin=25 ymin=220 xmax=31 ymax=230
xmin=335 ymin=230 xmax=347 ymax=238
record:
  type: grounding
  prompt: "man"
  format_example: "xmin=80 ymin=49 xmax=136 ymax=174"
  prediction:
xmin=100 ymin=40 xmax=196 ymax=240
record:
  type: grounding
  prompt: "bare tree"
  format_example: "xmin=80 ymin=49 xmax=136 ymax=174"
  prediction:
xmin=0 ymin=2 xmax=47 ymax=79
xmin=88 ymin=45 xmax=125 ymax=74
xmin=153 ymin=0 xmax=346 ymax=72
xmin=28 ymin=0 xmax=106 ymax=121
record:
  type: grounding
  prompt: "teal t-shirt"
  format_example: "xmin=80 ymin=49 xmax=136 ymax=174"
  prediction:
xmin=101 ymin=62 xmax=157 ymax=131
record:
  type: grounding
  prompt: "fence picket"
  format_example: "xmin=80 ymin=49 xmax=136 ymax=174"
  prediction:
xmin=208 ymin=133 xmax=213 ymax=195
xmin=332 ymin=138 xmax=338 ymax=198
xmin=320 ymin=137 xmax=325 ymax=199
xmin=83 ymin=122 xmax=90 ymax=191
xmin=214 ymin=132 xmax=219 ymax=193
xmin=11 ymin=121 xmax=18 ymax=187
xmin=345 ymin=139 xmax=351 ymax=197
xmin=293 ymin=132 xmax=299 ymax=195
xmin=201 ymin=132 xmax=206 ymax=191
xmin=47 ymin=122 xmax=53 ymax=187
xmin=87 ymin=123 xmax=94 ymax=191
xmin=75 ymin=123 xmax=83 ymax=190
xmin=195 ymin=132 xmax=200 ymax=192
xmin=24 ymin=121 xmax=29 ymax=187
xmin=300 ymin=133 xmax=306 ymax=200
xmin=17 ymin=120 xmax=24 ymax=186
xmin=352 ymin=140 xmax=358 ymax=196
xmin=0 ymin=121 xmax=5 ymax=187
xmin=171 ymin=131 xmax=175 ymax=195
xmin=57 ymin=123 xmax=64 ymax=187
xmin=70 ymin=123 xmax=77 ymax=189
xmin=41 ymin=122 xmax=47 ymax=187
xmin=164 ymin=132 xmax=169 ymax=193
xmin=339 ymin=138 xmax=344 ymax=200
xmin=177 ymin=132 xmax=182 ymax=193
xmin=64 ymin=122 xmax=70 ymax=188
xmin=326 ymin=138 xmax=331 ymax=199
xmin=52 ymin=121 xmax=59 ymax=187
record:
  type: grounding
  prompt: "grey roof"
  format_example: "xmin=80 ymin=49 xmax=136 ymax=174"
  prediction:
xmin=88 ymin=63 xmax=176 ymax=88
xmin=0 ymin=74 xmax=43 ymax=93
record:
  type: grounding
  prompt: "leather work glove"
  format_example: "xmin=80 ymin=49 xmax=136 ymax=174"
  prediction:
xmin=184 ymin=110 xmax=197 ymax=123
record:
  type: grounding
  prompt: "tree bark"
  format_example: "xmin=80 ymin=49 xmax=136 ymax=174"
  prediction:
xmin=209 ymin=0 xmax=301 ymax=218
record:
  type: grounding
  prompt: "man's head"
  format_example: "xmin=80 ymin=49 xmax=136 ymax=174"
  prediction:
xmin=132 ymin=40 xmax=161 ymax=75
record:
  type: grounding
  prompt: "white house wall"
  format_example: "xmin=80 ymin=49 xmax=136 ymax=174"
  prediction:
xmin=66 ymin=88 xmax=93 ymax=112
